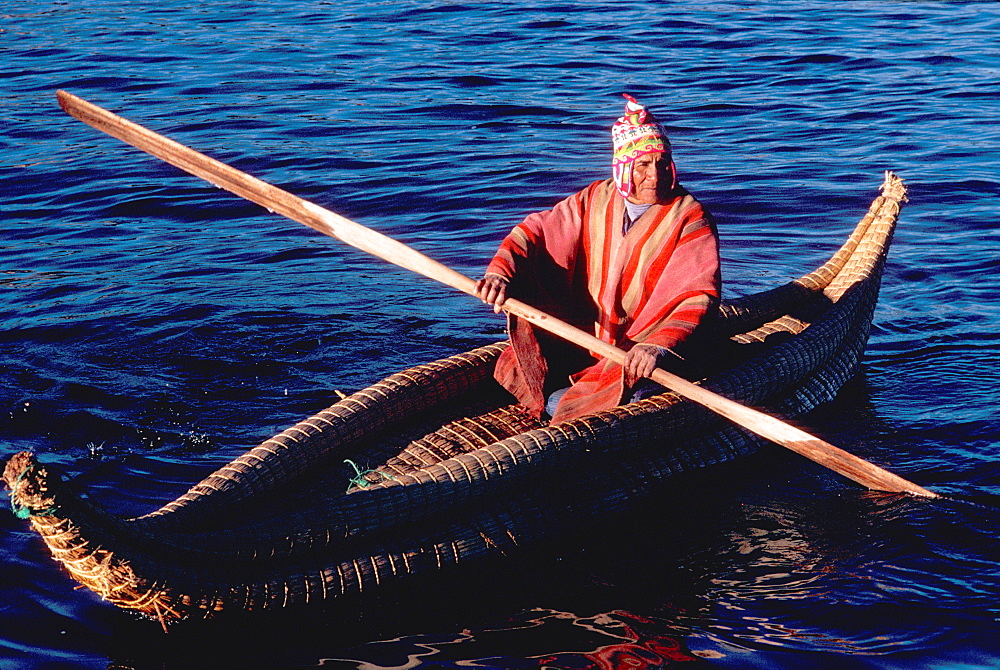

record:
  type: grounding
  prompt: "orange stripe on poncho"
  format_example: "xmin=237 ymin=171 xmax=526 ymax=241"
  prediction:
xmin=486 ymin=179 xmax=720 ymax=424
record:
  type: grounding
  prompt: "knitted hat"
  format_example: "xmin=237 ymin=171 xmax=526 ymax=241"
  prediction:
xmin=611 ymin=94 xmax=674 ymax=198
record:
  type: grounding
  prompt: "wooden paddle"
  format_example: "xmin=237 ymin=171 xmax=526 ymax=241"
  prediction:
xmin=55 ymin=89 xmax=936 ymax=498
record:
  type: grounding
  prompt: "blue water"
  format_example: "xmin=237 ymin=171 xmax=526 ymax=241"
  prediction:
xmin=3 ymin=1 xmax=1000 ymax=667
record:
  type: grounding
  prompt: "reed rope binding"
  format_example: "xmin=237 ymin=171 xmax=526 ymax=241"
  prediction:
xmin=344 ymin=459 xmax=395 ymax=492
xmin=8 ymin=461 xmax=58 ymax=519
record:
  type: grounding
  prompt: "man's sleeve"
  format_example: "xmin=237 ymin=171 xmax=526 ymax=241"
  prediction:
xmin=484 ymin=183 xmax=596 ymax=280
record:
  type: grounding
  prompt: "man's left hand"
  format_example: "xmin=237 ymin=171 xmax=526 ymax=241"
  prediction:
xmin=623 ymin=343 xmax=663 ymax=386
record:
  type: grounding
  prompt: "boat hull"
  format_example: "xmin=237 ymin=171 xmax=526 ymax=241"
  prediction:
xmin=4 ymin=174 xmax=906 ymax=624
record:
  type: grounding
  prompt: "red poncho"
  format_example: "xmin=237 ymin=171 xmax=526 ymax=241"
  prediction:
xmin=485 ymin=178 xmax=720 ymax=424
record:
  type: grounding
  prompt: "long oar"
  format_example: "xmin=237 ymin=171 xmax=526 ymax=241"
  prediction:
xmin=55 ymin=89 xmax=936 ymax=498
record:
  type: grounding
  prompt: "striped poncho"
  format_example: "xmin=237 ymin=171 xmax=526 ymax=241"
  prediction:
xmin=485 ymin=178 xmax=720 ymax=424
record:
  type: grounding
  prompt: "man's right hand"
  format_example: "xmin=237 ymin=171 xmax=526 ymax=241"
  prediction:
xmin=475 ymin=274 xmax=510 ymax=313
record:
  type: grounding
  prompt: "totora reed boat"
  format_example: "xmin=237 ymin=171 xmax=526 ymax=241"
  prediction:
xmin=5 ymin=172 xmax=906 ymax=627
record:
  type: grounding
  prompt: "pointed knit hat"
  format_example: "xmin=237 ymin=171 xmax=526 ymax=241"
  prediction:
xmin=611 ymin=94 xmax=675 ymax=198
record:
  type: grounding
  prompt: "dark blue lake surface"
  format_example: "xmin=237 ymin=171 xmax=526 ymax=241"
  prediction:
xmin=3 ymin=1 xmax=1000 ymax=668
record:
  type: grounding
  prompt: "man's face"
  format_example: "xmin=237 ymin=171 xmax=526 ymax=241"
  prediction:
xmin=628 ymin=151 xmax=672 ymax=205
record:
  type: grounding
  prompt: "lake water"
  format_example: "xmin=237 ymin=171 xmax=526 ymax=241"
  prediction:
xmin=3 ymin=1 xmax=999 ymax=668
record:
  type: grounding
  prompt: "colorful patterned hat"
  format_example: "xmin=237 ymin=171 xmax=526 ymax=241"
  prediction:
xmin=611 ymin=94 xmax=674 ymax=198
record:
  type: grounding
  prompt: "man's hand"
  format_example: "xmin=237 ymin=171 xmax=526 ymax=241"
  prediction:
xmin=475 ymin=274 xmax=510 ymax=313
xmin=623 ymin=343 xmax=663 ymax=386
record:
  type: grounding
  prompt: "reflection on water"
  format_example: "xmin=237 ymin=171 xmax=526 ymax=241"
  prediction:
xmin=305 ymin=609 xmax=702 ymax=670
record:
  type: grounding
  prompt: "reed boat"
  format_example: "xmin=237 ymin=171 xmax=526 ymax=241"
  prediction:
xmin=5 ymin=173 xmax=906 ymax=627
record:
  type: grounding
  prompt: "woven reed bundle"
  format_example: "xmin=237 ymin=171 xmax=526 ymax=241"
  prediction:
xmin=4 ymin=173 xmax=907 ymax=625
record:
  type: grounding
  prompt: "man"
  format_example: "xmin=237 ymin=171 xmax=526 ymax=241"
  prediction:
xmin=476 ymin=94 xmax=720 ymax=424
